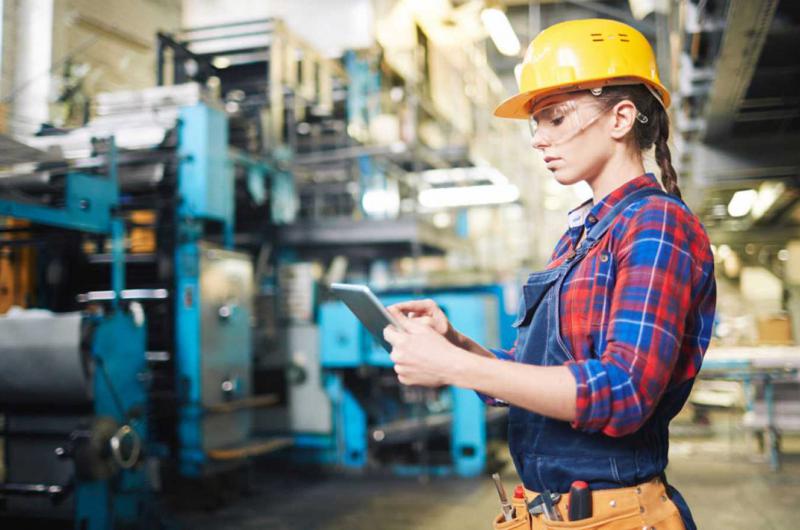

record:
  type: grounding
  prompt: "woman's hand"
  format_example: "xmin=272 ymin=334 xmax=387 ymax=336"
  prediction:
xmin=387 ymin=299 xmax=461 ymax=346
xmin=383 ymin=314 xmax=467 ymax=387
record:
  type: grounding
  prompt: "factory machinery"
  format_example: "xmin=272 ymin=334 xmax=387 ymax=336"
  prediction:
xmin=0 ymin=84 xmax=283 ymax=527
xmin=155 ymin=18 xmax=519 ymax=478
xmin=0 ymin=140 xmax=155 ymax=527
xmin=0 ymin=16 xmax=517 ymax=528
xmin=280 ymin=284 xmax=517 ymax=477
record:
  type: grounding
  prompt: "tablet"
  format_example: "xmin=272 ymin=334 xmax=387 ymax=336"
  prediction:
xmin=329 ymin=283 xmax=402 ymax=352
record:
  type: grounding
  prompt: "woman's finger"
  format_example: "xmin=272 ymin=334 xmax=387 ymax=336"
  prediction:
xmin=383 ymin=324 xmax=403 ymax=343
xmin=388 ymin=299 xmax=438 ymax=315
xmin=411 ymin=315 xmax=434 ymax=328
xmin=387 ymin=306 xmax=406 ymax=321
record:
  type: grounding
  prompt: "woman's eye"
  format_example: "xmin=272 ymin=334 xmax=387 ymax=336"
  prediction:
xmin=551 ymin=116 xmax=565 ymax=126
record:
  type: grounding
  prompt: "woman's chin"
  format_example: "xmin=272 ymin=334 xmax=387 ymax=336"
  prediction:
xmin=551 ymin=169 xmax=578 ymax=186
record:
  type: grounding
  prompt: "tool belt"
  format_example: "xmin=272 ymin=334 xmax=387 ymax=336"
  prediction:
xmin=492 ymin=476 xmax=685 ymax=530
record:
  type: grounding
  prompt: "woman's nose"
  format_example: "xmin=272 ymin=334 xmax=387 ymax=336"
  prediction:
xmin=531 ymin=130 xmax=549 ymax=150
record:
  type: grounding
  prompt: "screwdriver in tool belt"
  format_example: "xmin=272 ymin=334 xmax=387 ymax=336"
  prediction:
xmin=568 ymin=481 xmax=592 ymax=521
xmin=491 ymin=473 xmax=514 ymax=521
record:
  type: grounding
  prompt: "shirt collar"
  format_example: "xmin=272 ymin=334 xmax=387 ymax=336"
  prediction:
xmin=567 ymin=173 xmax=661 ymax=231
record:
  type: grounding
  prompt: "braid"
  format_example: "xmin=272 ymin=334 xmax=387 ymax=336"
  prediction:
xmin=595 ymin=85 xmax=682 ymax=199
xmin=653 ymin=108 xmax=682 ymax=199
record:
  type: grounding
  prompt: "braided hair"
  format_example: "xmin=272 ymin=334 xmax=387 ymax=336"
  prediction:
xmin=594 ymin=85 xmax=681 ymax=199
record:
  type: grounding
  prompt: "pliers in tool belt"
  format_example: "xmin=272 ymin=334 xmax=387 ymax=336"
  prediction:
xmin=526 ymin=492 xmax=561 ymax=516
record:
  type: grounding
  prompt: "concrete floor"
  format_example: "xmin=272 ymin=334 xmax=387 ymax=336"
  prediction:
xmin=177 ymin=434 xmax=800 ymax=530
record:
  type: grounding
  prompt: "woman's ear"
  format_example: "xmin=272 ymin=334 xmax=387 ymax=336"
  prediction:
xmin=609 ymin=100 xmax=637 ymax=140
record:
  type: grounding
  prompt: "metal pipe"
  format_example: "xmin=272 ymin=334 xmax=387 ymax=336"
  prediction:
xmin=370 ymin=412 xmax=452 ymax=445
xmin=0 ymin=483 xmax=67 ymax=498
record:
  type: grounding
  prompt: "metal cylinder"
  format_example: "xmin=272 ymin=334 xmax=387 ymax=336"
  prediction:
xmin=0 ymin=310 xmax=93 ymax=405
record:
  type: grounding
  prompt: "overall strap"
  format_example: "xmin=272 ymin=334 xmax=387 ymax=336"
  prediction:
xmin=583 ymin=187 xmax=675 ymax=248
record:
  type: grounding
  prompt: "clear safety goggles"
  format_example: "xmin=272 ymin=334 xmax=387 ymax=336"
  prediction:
xmin=528 ymin=99 xmax=615 ymax=145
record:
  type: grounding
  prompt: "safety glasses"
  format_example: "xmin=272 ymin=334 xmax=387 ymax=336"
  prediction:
xmin=528 ymin=100 xmax=615 ymax=145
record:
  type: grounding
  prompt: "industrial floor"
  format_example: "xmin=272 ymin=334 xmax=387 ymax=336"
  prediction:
xmin=178 ymin=433 xmax=800 ymax=530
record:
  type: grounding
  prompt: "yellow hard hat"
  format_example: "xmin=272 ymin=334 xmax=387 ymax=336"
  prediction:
xmin=494 ymin=18 xmax=670 ymax=119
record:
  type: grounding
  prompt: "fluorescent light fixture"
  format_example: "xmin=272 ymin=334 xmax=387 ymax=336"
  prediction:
xmin=419 ymin=184 xmax=519 ymax=208
xmin=419 ymin=166 xmax=508 ymax=185
xmin=751 ymin=181 xmax=785 ymax=220
xmin=480 ymin=8 xmax=520 ymax=56
xmin=362 ymin=188 xmax=400 ymax=218
xmin=727 ymin=189 xmax=757 ymax=218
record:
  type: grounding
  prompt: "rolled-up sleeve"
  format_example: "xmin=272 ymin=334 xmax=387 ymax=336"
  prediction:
xmin=567 ymin=201 xmax=698 ymax=436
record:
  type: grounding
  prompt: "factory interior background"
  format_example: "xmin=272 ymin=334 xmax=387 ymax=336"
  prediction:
xmin=0 ymin=0 xmax=798 ymax=528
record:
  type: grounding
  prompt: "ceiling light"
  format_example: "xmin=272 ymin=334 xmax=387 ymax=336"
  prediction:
xmin=480 ymin=7 xmax=520 ymax=56
xmin=628 ymin=0 xmax=656 ymax=21
xmin=751 ymin=181 xmax=785 ymax=220
xmin=418 ymin=184 xmax=519 ymax=208
xmin=419 ymin=166 xmax=509 ymax=186
xmin=727 ymin=189 xmax=757 ymax=218
xmin=432 ymin=212 xmax=452 ymax=228
xmin=362 ymin=188 xmax=400 ymax=218
xmin=212 ymin=56 xmax=231 ymax=69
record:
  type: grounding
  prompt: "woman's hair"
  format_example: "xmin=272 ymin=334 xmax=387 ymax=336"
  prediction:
xmin=594 ymin=85 xmax=681 ymax=199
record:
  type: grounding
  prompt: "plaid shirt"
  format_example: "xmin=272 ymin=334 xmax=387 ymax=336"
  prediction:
xmin=489 ymin=174 xmax=716 ymax=437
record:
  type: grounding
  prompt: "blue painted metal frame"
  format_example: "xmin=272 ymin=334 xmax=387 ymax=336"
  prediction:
xmin=0 ymin=172 xmax=118 ymax=234
xmin=75 ymin=312 xmax=150 ymax=529
xmin=177 ymin=105 xmax=233 ymax=228
xmin=344 ymin=50 xmax=381 ymax=136
xmin=174 ymin=104 xmax=238 ymax=477
xmin=231 ymin=149 xmax=297 ymax=225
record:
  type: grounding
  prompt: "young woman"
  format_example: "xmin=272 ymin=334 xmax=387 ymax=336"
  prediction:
xmin=383 ymin=18 xmax=716 ymax=530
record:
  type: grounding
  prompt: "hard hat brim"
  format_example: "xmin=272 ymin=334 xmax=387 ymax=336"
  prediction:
xmin=493 ymin=77 xmax=671 ymax=120
xmin=493 ymin=91 xmax=536 ymax=119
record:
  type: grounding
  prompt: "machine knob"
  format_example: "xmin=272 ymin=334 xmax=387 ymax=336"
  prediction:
xmin=221 ymin=377 xmax=239 ymax=398
xmin=218 ymin=304 xmax=235 ymax=320
xmin=109 ymin=424 xmax=142 ymax=470
xmin=286 ymin=363 xmax=307 ymax=385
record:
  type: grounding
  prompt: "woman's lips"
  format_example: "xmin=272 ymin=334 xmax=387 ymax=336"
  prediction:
xmin=543 ymin=156 xmax=561 ymax=168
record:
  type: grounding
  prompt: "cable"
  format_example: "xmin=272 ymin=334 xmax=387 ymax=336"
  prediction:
xmin=1 ymin=34 xmax=101 ymax=105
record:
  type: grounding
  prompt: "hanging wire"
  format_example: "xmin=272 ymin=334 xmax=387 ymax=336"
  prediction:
xmin=2 ymin=34 xmax=103 ymax=131
xmin=1 ymin=34 xmax=101 ymax=105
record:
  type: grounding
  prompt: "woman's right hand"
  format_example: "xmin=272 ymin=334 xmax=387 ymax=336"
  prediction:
xmin=387 ymin=299 xmax=461 ymax=347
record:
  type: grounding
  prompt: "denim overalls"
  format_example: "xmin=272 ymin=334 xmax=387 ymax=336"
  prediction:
xmin=508 ymin=187 xmax=696 ymax=529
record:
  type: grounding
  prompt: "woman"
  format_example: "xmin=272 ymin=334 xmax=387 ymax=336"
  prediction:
xmin=383 ymin=18 xmax=716 ymax=530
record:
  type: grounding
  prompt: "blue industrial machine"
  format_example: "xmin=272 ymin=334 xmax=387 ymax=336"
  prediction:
xmin=289 ymin=284 xmax=516 ymax=477
xmin=172 ymin=103 xmax=255 ymax=479
xmin=0 ymin=141 xmax=154 ymax=528
xmin=0 ymin=78 xmax=292 ymax=524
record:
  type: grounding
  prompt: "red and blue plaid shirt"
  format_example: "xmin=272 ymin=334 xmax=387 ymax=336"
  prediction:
xmin=489 ymin=174 xmax=716 ymax=437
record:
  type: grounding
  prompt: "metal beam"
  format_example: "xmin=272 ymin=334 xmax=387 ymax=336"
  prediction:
xmin=707 ymin=226 xmax=800 ymax=246
xmin=735 ymin=108 xmax=800 ymax=123
xmin=688 ymin=133 xmax=800 ymax=186
xmin=703 ymin=0 xmax=779 ymax=142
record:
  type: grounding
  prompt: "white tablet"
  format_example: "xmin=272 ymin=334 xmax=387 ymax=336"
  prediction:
xmin=330 ymin=283 xmax=403 ymax=352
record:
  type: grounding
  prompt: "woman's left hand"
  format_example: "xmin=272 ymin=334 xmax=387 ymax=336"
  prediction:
xmin=383 ymin=314 xmax=466 ymax=387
